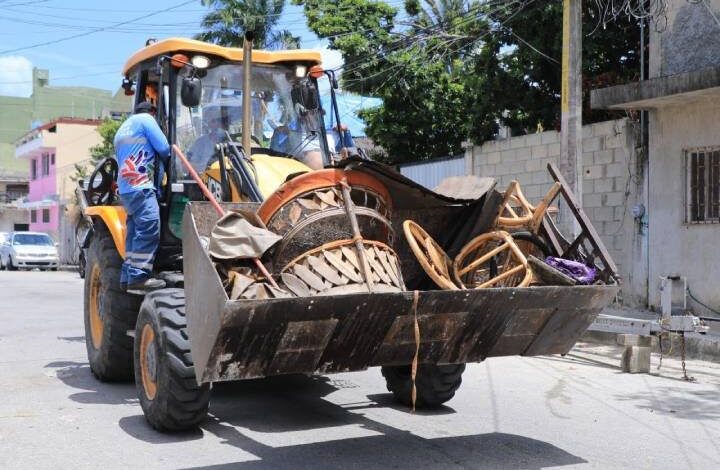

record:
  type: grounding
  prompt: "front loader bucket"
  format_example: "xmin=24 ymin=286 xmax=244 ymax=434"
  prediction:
xmin=183 ymin=202 xmax=618 ymax=384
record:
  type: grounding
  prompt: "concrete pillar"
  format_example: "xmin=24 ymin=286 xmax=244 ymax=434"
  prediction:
xmin=559 ymin=0 xmax=583 ymax=236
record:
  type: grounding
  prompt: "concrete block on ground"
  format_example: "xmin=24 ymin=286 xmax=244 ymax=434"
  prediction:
xmin=621 ymin=345 xmax=651 ymax=373
xmin=617 ymin=334 xmax=654 ymax=347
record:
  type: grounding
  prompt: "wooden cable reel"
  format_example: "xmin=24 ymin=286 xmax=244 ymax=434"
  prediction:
xmin=495 ymin=180 xmax=562 ymax=234
xmin=453 ymin=230 xmax=533 ymax=288
xmin=257 ymin=169 xmax=394 ymax=269
xmin=280 ymin=239 xmax=405 ymax=296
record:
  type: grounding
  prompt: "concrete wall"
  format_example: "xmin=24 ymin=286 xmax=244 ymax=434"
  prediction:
xmin=465 ymin=118 xmax=646 ymax=305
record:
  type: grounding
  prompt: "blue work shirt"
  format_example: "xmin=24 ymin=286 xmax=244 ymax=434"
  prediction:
xmin=114 ymin=113 xmax=170 ymax=195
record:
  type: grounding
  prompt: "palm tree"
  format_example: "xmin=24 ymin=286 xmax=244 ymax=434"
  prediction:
xmin=196 ymin=0 xmax=300 ymax=50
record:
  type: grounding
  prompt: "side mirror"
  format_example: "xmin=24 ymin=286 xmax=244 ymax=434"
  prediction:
xmin=291 ymin=78 xmax=319 ymax=114
xmin=181 ymin=76 xmax=202 ymax=107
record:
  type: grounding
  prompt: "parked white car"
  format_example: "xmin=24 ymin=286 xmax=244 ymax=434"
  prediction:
xmin=0 ymin=232 xmax=59 ymax=271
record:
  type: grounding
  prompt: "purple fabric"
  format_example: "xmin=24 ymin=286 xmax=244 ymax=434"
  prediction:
xmin=545 ymin=256 xmax=597 ymax=284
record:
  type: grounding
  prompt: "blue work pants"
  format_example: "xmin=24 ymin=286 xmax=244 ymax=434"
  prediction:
xmin=119 ymin=189 xmax=160 ymax=285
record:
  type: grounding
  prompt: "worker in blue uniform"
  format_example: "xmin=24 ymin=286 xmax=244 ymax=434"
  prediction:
xmin=114 ymin=101 xmax=170 ymax=293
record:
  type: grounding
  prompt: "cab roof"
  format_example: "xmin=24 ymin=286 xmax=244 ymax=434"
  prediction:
xmin=122 ymin=38 xmax=322 ymax=76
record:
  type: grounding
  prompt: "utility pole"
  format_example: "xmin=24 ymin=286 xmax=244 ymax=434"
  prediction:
xmin=560 ymin=0 xmax=582 ymax=236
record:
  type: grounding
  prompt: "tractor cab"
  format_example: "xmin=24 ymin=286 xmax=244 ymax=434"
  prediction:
xmin=111 ymin=38 xmax=336 ymax=264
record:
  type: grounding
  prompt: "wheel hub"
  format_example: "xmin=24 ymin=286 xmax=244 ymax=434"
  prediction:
xmin=139 ymin=324 xmax=158 ymax=400
xmin=88 ymin=265 xmax=104 ymax=349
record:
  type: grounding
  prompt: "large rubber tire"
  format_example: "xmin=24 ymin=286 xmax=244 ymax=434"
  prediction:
xmin=134 ymin=288 xmax=210 ymax=432
xmin=83 ymin=222 xmax=142 ymax=381
xmin=7 ymin=256 xmax=17 ymax=271
xmin=381 ymin=363 xmax=466 ymax=408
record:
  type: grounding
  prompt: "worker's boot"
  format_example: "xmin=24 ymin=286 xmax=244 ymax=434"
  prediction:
xmin=126 ymin=277 xmax=166 ymax=294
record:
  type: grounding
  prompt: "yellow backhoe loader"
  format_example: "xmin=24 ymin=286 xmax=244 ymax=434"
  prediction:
xmin=77 ymin=37 xmax=620 ymax=432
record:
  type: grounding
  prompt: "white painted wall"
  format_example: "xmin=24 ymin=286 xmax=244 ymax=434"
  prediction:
xmin=648 ymin=99 xmax=720 ymax=309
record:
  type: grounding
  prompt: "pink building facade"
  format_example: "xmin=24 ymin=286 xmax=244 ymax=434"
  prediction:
xmin=15 ymin=118 xmax=101 ymax=236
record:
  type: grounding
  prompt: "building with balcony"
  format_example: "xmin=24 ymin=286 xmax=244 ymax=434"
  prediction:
xmin=591 ymin=0 xmax=720 ymax=310
xmin=0 ymin=67 xmax=131 ymax=188
xmin=14 ymin=118 xmax=102 ymax=236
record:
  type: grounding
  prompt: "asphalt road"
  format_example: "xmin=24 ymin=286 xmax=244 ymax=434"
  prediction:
xmin=1 ymin=270 xmax=719 ymax=470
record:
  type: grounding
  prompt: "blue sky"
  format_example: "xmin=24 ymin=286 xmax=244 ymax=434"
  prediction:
xmin=0 ymin=0 xmax=342 ymax=95
xmin=0 ymin=0 xmax=392 ymax=134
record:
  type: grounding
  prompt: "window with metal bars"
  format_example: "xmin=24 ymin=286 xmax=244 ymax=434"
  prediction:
xmin=686 ymin=147 xmax=720 ymax=223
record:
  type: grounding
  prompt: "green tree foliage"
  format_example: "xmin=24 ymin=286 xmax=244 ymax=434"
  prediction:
xmin=297 ymin=0 xmax=640 ymax=163
xmin=197 ymin=0 xmax=300 ymax=49
xmin=72 ymin=117 xmax=126 ymax=183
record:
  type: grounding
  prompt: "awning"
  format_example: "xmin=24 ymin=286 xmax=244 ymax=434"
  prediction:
xmin=590 ymin=66 xmax=720 ymax=110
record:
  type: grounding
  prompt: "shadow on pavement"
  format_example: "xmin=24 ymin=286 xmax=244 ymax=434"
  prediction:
xmin=119 ymin=415 xmax=204 ymax=443
xmin=45 ymin=360 xmax=136 ymax=406
xmin=614 ymin=385 xmax=720 ymax=420
xmin=180 ymin=429 xmax=584 ymax=470
xmin=116 ymin=374 xmax=585 ymax=469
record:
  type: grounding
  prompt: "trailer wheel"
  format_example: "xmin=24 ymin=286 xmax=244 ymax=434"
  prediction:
xmin=381 ymin=363 xmax=465 ymax=408
xmin=84 ymin=222 xmax=141 ymax=381
xmin=134 ymin=288 xmax=210 ymax=432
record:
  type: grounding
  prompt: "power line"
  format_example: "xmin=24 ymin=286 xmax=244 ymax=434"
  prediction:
xmin=0 ymin=0 xmax=197 ymax=55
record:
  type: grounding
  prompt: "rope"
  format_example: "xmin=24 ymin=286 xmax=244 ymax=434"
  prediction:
xmin=410 ymin=289 xmax=420 ymax=413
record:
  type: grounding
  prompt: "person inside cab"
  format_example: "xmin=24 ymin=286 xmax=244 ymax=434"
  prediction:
xmin=186 ymin=113 xmax=230 ymax=173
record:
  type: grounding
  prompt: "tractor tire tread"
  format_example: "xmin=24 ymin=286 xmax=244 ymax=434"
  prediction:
xmin=135 ymin=288 xmax=210 ymax=432
xmin=84 ymin=222 xmax=141 ymax=382
xmin=381 ymin=363 xmax=465 ymax=408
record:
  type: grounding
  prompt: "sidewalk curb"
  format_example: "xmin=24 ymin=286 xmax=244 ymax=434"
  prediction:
xmin=582 ymin=329 xmax=720 ymax=363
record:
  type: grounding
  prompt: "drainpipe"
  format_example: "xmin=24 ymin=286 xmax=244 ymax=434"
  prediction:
xmin=640 ymin=17 xmax=650 ymax=308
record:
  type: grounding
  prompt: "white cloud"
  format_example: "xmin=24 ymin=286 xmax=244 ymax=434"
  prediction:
xmin=0 ymin=56 xmax=33 ymax=97
xmin=319 ymin=47 xmax=343 ymax=71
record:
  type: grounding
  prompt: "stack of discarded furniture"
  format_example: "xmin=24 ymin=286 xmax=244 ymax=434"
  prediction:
xmin=203 ymin=162 xmax=617 ymax=299
xmin=403 ymin=163 xmax=618 ymax=290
